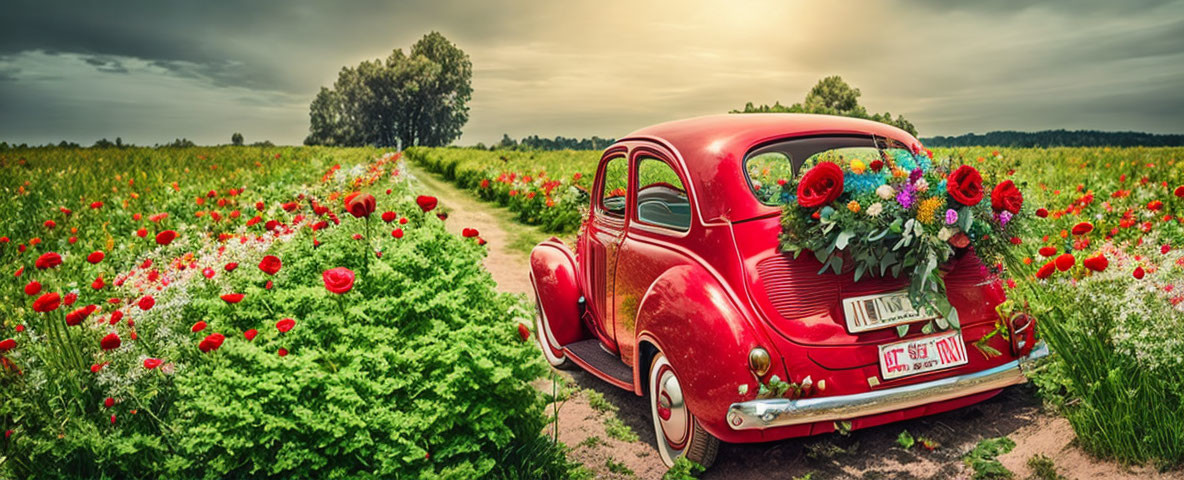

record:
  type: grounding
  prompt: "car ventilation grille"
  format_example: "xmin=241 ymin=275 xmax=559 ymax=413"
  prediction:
xmin=754 ymin=254 xmax=838 ymax=319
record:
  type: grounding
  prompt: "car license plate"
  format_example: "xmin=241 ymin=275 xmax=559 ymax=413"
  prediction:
xmin=842 ymin=291 xmax=937 ymax=333
xmin=878 ymin=331 xmax=968 ymax=380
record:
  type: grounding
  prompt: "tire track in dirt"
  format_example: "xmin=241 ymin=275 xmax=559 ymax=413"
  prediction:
xmin=407 ymin=164 xmax=1180 ymax=480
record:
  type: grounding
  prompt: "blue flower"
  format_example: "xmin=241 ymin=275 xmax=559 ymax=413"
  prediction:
xmin=843 ymin=172 xmax=885 ymax=195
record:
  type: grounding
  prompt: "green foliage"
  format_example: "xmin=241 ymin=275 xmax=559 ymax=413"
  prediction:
xmin=584 ymin=389 xmax=617 ymax=414
xmin=306 ymin=32 xmax=472 ymax=148
xmin=1025 ymin=454 xmax=1064 ymax=480
xmin=963 ymin=437 xmax=1016 ymax=480
xmin=923 ymin=130 xmax=1184 ymax=148
xmin=578 ymin=436 xmax=606 ymax=449
xmin=604 ymin=458 xmax=633 ymax=476
xmin=603 ymin=416 xmax=639 ymax=443
xmin=896 ymin=430 xmax=916 ymax=449
xmin=731 ymin=76 xmax=917 ymax=136
xmin=661 ymin=457 xmax=705 ymax=479
xmin=230 ymin=132 xmax=244 ymax=146
xmin=0 ymin=148 xmax=574 ymax=479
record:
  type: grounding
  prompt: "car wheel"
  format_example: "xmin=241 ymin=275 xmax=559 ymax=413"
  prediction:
xmin=649 ymin=352 xmax=719 ymax=468
xmin=534 ymin=297 xmax=576 ymax=370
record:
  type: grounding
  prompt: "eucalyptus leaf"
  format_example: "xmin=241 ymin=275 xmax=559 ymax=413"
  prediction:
xmin=945 ymin=307 xmax=961 ymax=330
xmin=921 ymin=321 xmax=935 ymax=334
xmin=960 ymin=207 xmax=974 ymax=232
xmin=889 ymin=218 xmax=903 ymax=233
xmin=854 ymin=263 xmax=867 ymax=282
xmin=835 ymin=230 xmax=855 ymax=251
xmin=896 ymin=324 xmax=910 ymax=337
xmin=867 ymin=228 xmax=889 ymax=242
xmin=936 ymin=317 xmax=950 ymax=329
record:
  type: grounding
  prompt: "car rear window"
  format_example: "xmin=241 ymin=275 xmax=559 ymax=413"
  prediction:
xmin=744 ymin=136 xmax=900 ymax=205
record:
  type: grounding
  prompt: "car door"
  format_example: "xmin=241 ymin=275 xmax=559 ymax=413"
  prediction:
xmin=612 ymin=147 xmax=695 ymax=366
xmin=579 ymin=151 xmax=630 ymax=351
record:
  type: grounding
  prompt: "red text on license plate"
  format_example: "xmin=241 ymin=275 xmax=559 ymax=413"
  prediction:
xmin=878 ymin=331 xmax=968 ymax=380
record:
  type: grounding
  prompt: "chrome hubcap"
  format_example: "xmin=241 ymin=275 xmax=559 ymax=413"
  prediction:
xmin=657 ymin=367 xmax=688 ymax=448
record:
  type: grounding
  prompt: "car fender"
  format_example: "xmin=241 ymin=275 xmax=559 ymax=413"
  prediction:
xmin=633 ymin=264 xmax=773 ymax=441
xmin=529 ymin=238 xmax=587 ymax=351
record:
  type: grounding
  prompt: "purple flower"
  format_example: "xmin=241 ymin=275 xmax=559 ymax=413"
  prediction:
xmin=909 ymin=168 xmax=924 ymax=183
xmin=997 ymin=211 xmax=1013 ymax=227
xmin=945 ymin=209 xmax=958 ymax=224
xmin=896 ymin=190 xmax=915 ymax=209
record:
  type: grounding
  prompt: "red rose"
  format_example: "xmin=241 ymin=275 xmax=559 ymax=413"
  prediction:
xmin=1071 ymin=222 xmax=1093 ymax=235
xmin=1055 ymin=253 xmax=1075 ymax=271
xmin=0 ymin=338 xmax=15 ymax=352
xmin=391 ymin=228 xmax=404 ymax=239
xmin=224 ymin=262 xmax=238 ymax=272
xmin=462 ymin=228 xmax=479 ymax=238
xmin=155 ymin=230 xmax=177 ymax=246
xmin=1038 ymin=246 xmax=1058 ymax=258
xmin=244 ymin=329 xmax=258 ymax=341
xmin=1133 ymin=266 xmax=1145 ymax=279
xmin=65 ymin=307 xmax=91 ymax=326
xmin=24 ymin=281 xmax=41 ymax=296
xmin=258 ymin=255 xmax=282 ymax=275
xmin=143 ymin=358 xmax=162 ymax=369
xmin=138 ymin=295 xmax=155 ymax=311
xmin=198 ymin=333 xmax=225 ymax=353
xmin=104 ymin=397 xmax=115 ymax=408
xmin=92 ymin=276 xmax=105 ymax=290
xmin=276 ymin=318 xmax=295 ymax=333
xmin=100 ymin=333 xmax=121 ymax=350
xmin=32 ymin=292 xmax=61 ymax=312
xmin=1083 ymin=254 xmax=1108 ymax=272
xmin=1035 ymin=261 xmax=1056 ymax=279
xmin=344 ymin=193 xmax=376 ymax=219
xmin=34 ymin=252 xmax=62 ymax=270
xmin=323 ymin=267 xmax=355 ymax=294
xmin=1175 ymin=185 xmax=1184 ymax=198
xmin=795 ymin=162 xmax=845 ymax=208
xmin=277 ymin=348 xmax=288 ymax=357
xmin=947 ymin=165 xmax=984 ymax=206
xmin=192 ymin=321 xmax=207 ymax=333
xmin=87 ymin=251 xmax=105 ymax=264
xmin=220 ymin=293 xmax=244 ymax=304
xmin=869 ymin=160 xmax=884 ymax=172
xmin=381 ymin=211 xmax=396 ymax=223
xmin=990 ymin=180 xmax=1023 ymax=214
xmin=63 ymin=292 xmax=77 ymax=306
xmin=416 ymin=195 xmax=438 ymax=212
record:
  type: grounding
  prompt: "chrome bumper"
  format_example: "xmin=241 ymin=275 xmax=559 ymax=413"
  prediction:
xmin=726 ymin=342 xmax=1050 ymax=430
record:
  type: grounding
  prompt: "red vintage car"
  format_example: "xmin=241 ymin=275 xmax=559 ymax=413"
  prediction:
xmin=529 ymin=114 xmax=1045 ymax=468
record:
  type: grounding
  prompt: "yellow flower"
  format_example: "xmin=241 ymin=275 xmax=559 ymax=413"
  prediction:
xmin=892 ymin=168 xmax=907 ymax=179
xmin=847 ymin=200 xmax=861 ymax=213
xmin=850 ymin=160 xmax=866 ymax=174
xmin=916 ymin=197 xmax=944 ymax=224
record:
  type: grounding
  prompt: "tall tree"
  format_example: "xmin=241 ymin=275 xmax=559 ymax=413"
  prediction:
xmin=305 ymin=32 xmax=472 ymax=148
xmin=731 ymin=76 xmax=917 ymax=136
xmin=231 ymin=132 xmax=244 ymax=146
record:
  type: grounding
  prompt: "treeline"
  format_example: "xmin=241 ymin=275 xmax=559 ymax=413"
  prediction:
xmin=732 ymin=76 xmax=917 ymax=136
xmin=475 ymin=134 xmax=616 ymax=151
xmin=2 ymin=134 xmax=276 ymax=149
xmin=921 ymin=130 xmax=1184 ymax=147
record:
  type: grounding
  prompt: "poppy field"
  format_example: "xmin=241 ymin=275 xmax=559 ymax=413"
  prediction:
xmin=0 ymin=147 xmax=576 ymax=479
xmin=410 ymin=145 xmax=1184 ymax=469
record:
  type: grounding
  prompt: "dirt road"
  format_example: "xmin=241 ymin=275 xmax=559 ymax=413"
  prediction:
xmin=409 ymin=164 xmax=1181 ymax=480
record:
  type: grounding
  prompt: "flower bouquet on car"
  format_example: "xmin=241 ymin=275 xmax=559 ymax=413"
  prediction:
xmin=778 ymin=147 xmax=1028 ymax=330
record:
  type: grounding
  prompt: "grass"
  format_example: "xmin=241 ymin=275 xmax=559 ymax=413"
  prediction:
xmin=578 ymin=436 xmax=607 ymax=449
xmin=964 ymin=437 xmax=1016 ymax=480
xmin=585 ymin=389 xmax=618 ymax=414
xmin=604 ymin=458 xmax=634 ymax=476
xmin=1025 ymin=454 xmax=1064 ymax=480
xmin=603 ymin=416 xmax=640 ymax=443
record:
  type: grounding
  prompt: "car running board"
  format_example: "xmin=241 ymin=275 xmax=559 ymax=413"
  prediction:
xmin=564 ymin=339 xmax=634 ymax=390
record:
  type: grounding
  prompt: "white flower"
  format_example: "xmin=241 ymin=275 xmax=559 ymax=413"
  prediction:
xmin=876 ymin=185 xmax=895 ymax=200
xmin=915 ymin=179 xmax=929 ymax=192
xmin=866 ymin=202 xmax=884 ymax=217
xmin=938 ymin=227 xmax=953 ymax=241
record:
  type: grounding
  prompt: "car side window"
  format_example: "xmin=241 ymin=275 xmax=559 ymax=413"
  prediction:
xmin=599 ymin=156 xmax=628 ymax=217
xmin=635 ymin=158 xmax=690 ymax=231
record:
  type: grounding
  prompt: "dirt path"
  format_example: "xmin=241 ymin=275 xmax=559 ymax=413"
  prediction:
xmin=408 ymin=165 xmax=1181 ymax=480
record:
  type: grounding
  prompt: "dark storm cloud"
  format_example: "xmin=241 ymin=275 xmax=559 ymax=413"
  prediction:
xmin=0 ymin=0 xmax=1182 ymax=146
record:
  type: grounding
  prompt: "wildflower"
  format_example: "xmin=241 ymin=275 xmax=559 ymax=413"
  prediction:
xmin=198 ymin=333 xmax=225 ymax=353
xmin=1133 ymin=266 xmax=1145 ymax=279
xmin=87 ymin=251 xmax=105 ymax=264
xmin=462 ymin=227 xmax=479 ymax=238
xmin=276 ymin=318 xmax=296 ymax=333
xmin=391 ymin=228 xmax=404 ymax=238
xmin=192 ymin=321 xmax=207 ymax=333
xmin=277 ymin=348 xmax=288 ymax=357
xmin=244 ymin=329 xmax=258 ymax=341
xmin=945 ymin=209 xmax=958 ymax=225
xmin=0 ymin=339 xmax=15 ymax=352
xmin=24 ymin=281 xmax=41 ymax=296
xmin=35 ymin=252 xmax=62 ymax=270
xmin=220 ymin=293 xmax=244 ymax=304
xmin=938 ymin=227 xmax=953 ymax=241
xmin=381 ymin=211 xmax=397 ymax=223
xmin=846 ymin=201 xmax=861 ymax=213
xmin=155 ymin=230 xmax=177 ymax=246
xmin=517 ymin=323 xmax=531 ymax=342
xmin=143 ymin=358 xmax=163 ymax=369
xmin=258 ymin=255 xmax=282 ymax=275
xmin=1083 ymin=254 xmax=1108 ymax=272
xmin=866 ymin=202 xmax=883 ymax=217
xmin=1036 ymin=261 xmax=1056 ymax=279
xmin=850 ymin=160 xmax=867 ymax=174
xmin=323 ymin=267 xmax=356 ymax=294
xmin=344 ymin=192 xmax=376 ymax=219
xmin=916 ymin=197 xmax=942 ymax=224
xmin=876 ymin=185 xmax=895 ymax=200
xmin=1055 ymin=253 xmax=1076 ymax=271
xmin=416 ymin=195 xmax=438 ymax=212
xmin=33 ymin=292 xmax=61 ymax=312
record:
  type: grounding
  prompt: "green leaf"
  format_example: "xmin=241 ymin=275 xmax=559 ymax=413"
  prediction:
xmin=889 ymin=218 xmax=903 ymax=233
xmin=945 ymin=307 xmax=961 ymax=330
xmin=867 ymin=228 xmax=889 ymax=242
xmin=896 ymin=324 xmax=910 ymax=337
xmin=921 ymin=321 xmax=935 ymax=334
xmin=854 ymin=263 xmax=867 ymax=282
xmin=960 ymin=206 xmax=974 ymax=232
xmin=835 ymin=230 xmax=855 ymax=251
xmin=897 ymin=430 xmax=916 ymax=449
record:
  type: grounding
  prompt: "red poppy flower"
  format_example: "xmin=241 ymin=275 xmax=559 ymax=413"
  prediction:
xmin=517 ymin=323 xmax=530 ymax=342
xmin=86 ymin=251 xmax=105 ymax=264
xmin=192 ymin=321 xmax=207 ymax=333
xmin=322 ymin=267 xmax=355 ymax=294
xmin=1133 ymin=266 xmax=1145 ymax=279
xmin=109 ymin=310 xmax=124 ymax=325
xmin=462 ymin=228 xmax=479 ymax=238
xmin=244 ymin=329 xmax=258 ymax=341
xmin=1175 ymin=185 xmax=1184 ymax=198
xmin=391 ymin=228 xmax=404 ymax=238
xmin=1083 ymin=254 xmax=1108 ymax=272
xmin=1148 ymin=200 xmax=1164 ymax=211
xmin=104 ymin=397 xmax=115 ymax=408
xmin=1163 ymin=245 xmax=1172 ymax=254
xmin=203 ymin=267 xmax=216 ymax=279
xmin=1035 ymin=261 xmax=1056 ymax=279
xmin=23 ymin=281 xmax=41 ymax=296
xmin=224 ymin=262 xmax=238 ymax=272
xmin=138 ymin=295 xmax=155 ymax=311
xmin=91 ymin=362 xmax=108 ymax=372
xmin=198 ymin=333 xmax=225 ymax=353
xmin=91 ymin=201 xmax=103 ymax=209
xmin=947 ymin=165 xmax=984 ymax=206
xmin=1071 ymin=222 xmax=1094 ymax=236
xmin=381 ymin=211 xmax=397 ymax=223
xmin=32 ymin=292 xmax=61 ymax=312
xmin=277 ymin=348 xmax=288 ymax=357
xmin=100 ymin=333 xmax=121 ymax=350
xmin=258 ymin=255 xmax=282 ymax=275
xmin=795 ymin=162 xmax=844 ymax=208
xmin=65 ymin=307 xmax=91 ymax=326
xmin=0 ymin=338 xmax=15 ymax=352
xmin=155 ymin=230 xmax=177 ymax=246
xmin=416 ymin=195 xmax=439 ymax=212
xmin=276 ymin=318 xmax=295 ymax=333
xmin=344 ymin=193 xmax=377 ymax=219
xmin=34 ymin=252 xmax=62 ymax=270
xmin=143 ymin=358 xmax=162 ymax=369
xmin=1054 ymin=253 xmax=1075 ymax=271
xmin=63 ymin=292 xmax=77 ymax=306
xmin=220 ymin=293 xmax=244 ymax=304
xmin=990 ymin=180 xmax=1023 ymax=214
xmin=399 ymin=217 xmax=408 ymax=225
xmin=44 ymin=220 xmax=57 ymax=229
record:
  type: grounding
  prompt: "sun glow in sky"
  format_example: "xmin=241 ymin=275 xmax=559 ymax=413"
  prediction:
xmin=1 ymin=0 xmax=1182 ymax=146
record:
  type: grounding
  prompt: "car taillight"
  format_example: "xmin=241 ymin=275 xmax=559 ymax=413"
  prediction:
xmin=1008 ymin=313 xmax=1035 ymax=357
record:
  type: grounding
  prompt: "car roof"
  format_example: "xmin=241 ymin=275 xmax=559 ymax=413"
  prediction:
xmin=618 ymin=113 xmax=922 ymax=222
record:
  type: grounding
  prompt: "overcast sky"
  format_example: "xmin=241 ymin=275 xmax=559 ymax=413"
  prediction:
xmin=2 ymin=0 xmax=1182 ymax=146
